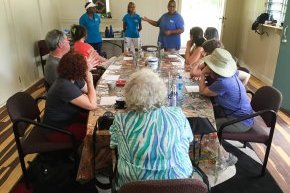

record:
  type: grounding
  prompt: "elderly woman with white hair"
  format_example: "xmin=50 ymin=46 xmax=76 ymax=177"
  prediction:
xmin=109 ymin=69 xmax=195 ymax=189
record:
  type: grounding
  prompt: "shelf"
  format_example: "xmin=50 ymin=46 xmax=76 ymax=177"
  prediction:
xmin=262 ymin=24 xmax=283 ymax=30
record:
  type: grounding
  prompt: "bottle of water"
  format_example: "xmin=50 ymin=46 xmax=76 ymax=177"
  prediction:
xmin=109 ymin=25 xmax=114 ymax=38
xmin=105 ymin=26 xmax=110 ymax=38
xmin=169 ymin=85 xmax=177 ymax=107
xmin=176 ymin=74 xmax=184 ymax=102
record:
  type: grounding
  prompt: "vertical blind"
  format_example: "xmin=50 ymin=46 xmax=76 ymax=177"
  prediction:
xmin=266 ymin=0 xmax=288 ymax=23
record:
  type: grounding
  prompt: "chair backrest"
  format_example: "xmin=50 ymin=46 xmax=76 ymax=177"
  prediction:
xmin=251 ymin=86 xmax=282 ymax=127
xmin=37 ymin=40 xmax=49 ymax=57
xmin=118 ymin=179 xmax=208 ymax=193
xmin=6 ymin=92 xmax=41 ymax=137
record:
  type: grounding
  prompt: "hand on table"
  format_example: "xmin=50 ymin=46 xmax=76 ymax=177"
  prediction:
xmin=86 ymin=49 xmax=100 ymax=71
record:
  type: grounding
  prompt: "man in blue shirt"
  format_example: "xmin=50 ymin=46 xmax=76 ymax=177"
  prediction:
xmin=123 ymin=2 xmax=142 ymax=52
xmin=79 ymin=2 xmax=102 ymax=54
xmin=142 ymin=0 xmax=184 ymax=51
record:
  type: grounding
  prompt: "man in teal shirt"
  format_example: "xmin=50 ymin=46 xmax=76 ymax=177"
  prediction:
xmin=79 ymin=2 xmax=102 ymax=54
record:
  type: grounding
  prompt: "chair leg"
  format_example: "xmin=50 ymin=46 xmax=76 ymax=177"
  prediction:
xmin=19 ymin=155 xmax=30 ymax=188
xmin=261 ymin=143 xmax=272 ymax=176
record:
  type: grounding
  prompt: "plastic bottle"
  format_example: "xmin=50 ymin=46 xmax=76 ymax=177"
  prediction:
xmin=176 ymin=74 xmax=184 ymax=102
xmin=109 ymin=25 xmax=114 ymax=38
xmin=105 ymin=26 xmax=110 ymax=38
xmin=170 ymin=85 xmax=177 ymax=107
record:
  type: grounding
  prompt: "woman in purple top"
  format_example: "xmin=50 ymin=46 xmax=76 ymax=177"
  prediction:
xmin=142 ymin=0 xmax=184 ymax=51
xmin=199 ymin=48 xmax=254 ymax=132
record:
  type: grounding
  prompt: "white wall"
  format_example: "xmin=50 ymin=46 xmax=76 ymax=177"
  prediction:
xmin=235 ymin=0 xmax=281 ymax=85
xmin=0 ymin=0 xmax=60 ymax=106
xmin=58 ymin=0 xmax=178 ymax=45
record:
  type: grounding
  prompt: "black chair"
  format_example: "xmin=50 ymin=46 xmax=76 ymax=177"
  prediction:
xmin=218 ymin=86 xmax=282 ymax=176
xmin=6 ymin=92 xmax=76 ymax=187
xmin=37 ymin=40 xmax=49 ymax=76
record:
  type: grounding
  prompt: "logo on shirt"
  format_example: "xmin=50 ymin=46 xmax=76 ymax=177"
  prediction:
xmin=95 ymin=18 xmax=99 ymax=22
xmin=170 ymin=19 xmax=174 ymax=23
xmin=134 ymin=19 xmax=138 ymax=23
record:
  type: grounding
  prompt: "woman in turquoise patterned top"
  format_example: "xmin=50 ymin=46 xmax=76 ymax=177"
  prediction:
xmin=109 ymin=69 xmax=194 ymax=189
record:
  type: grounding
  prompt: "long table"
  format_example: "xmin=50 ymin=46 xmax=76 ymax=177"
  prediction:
xmin=76 ymin=54 xmax=222 ymax=184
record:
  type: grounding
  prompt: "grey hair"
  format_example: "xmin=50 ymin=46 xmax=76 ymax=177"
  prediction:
xmin=124 ymin=68 xmax=167 ymax=112
xmin=45 ymin=29 xmax=65 ymax=51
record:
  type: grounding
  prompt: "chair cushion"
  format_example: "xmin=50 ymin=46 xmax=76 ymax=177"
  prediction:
xmin=221 ymin=116 xmax=270 ymax=144
xmin=21 ymin=126 xmax=73 ymax=155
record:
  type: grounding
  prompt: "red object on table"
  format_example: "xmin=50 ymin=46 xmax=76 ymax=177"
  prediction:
xmin=116 ymin=79 xmax=126 ymax=86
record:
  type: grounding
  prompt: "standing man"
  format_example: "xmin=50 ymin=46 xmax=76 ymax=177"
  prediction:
xmin=142 ymin=0 xmax=184 ymax=52
xmin=123 ymin=2 xmax=142 ymax=52
xmin=79 ymin=1 xmax=103 ymax=54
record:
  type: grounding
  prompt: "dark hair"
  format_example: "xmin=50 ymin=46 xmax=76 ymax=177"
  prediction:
xmin=202 ymin=39 xmax=224 ymax=54
xmin=70 ymin=25 xmax=87 ymax=42
xmin=168 ymin=0 xmax=176 ymax=7
xmin=58 ymin=51 xmax=87 ymax=80
xmin=190 ymin=27 xmax=203 ymax=42
xmin=195 ymin=37 xmax=206 ymax=47
xmin=204 ymin=27 xmax=219 ymax=40
xmin=127 ymin=2 xmax=135 ymax=13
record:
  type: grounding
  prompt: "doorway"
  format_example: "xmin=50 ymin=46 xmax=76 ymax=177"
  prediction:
xmin=180 ymin=0 xmax=226 ymax=47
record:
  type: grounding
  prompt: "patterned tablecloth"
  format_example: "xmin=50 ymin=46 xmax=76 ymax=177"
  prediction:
xmin=76 ymin=54 xmax=221 ymax=183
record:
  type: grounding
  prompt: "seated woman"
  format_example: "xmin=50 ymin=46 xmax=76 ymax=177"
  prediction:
xmin=191 ymin=39 xmax=251 ymax=86
xmin=109 ymin=69 xmax=196 ymax=189
xmin=71 ymin=24 xmax=106 ymax=70
xmin=204 ymin=27 xmax=219 ymax=40
xmin=43 ymin=51 xmax=97 ymax=142
xmin=184 ymin=27 xmax=205 ymax=70
xmin=199 ymin=48 xmax=254 ymax=132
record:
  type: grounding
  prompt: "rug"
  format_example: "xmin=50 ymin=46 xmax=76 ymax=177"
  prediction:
xmin=212 ymin=141 xmax=283 ymax=193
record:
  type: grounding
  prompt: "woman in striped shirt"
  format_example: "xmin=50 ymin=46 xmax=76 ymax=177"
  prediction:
xmin=109 ymin=69 xmax=196 ymax=189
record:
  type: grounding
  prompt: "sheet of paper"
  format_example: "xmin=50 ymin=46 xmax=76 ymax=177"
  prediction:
xmin=171 ymin=62 xmax=182 ymax=66
xmin=123 ymin=56 xmax=133 ymax=61
xmin=168 ymin=54 xmax=178 ymax=59
xmin=99 ymin=96 xmax=117 ymax=106
xmin=185 ymin=85 xmax=199 ymax=93
xmin=102 ymin=75 xmax=120 ymax=81
xmin=108 ymin=65 xmax=122 ymax=70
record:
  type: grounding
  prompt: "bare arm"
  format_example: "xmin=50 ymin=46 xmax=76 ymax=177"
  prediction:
xmin=142 ymin=16 xmax=158 ymax=27
xmin=199 ymin=75 xmax=217 ymax=97
xmin=186 ymin=47 xmax=203 ymax=66
xmin=138 ymin=21 xmax=142 ymax=31
xmin=71 ymin=72 xmax=97 ymax=110
xmin=238 ymin=70 xmax=250 ymax=86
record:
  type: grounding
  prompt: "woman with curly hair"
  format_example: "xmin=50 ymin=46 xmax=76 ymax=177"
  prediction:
xmin=43 ymin=51 xmax=97 ymax=142
xmin=71 ymin=24 xmax=106 ymax=70
xmin=109 ymin=69 xmax=198 ymax=190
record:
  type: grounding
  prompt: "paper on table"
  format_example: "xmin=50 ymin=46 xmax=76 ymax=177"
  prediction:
xmin=123 ymin=56 xmax=133 ymax=61
xmin=102 ymin=75 xmax=120 ymax=81
xmin=99 ymin=96 xmax=117 ymax=106
xmin=168 ymin=54 xmax=178 ymax=59
xmin=108 ymin=65 xmax=122 ymax=70
xmin=171 ymin=62 xmax=182 ymax=66
xmin=185 ymin=85 xmax=199 ymax=93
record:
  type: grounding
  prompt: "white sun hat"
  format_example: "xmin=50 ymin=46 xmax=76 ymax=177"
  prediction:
xmin=203 ymin=48 xmax=237 ymax=77
xmin=85 ymin=1 xmax=96 ymax=10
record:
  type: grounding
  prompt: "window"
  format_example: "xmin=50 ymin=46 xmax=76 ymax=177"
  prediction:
xmin=266 ymin=0 xmax=288 ymax=24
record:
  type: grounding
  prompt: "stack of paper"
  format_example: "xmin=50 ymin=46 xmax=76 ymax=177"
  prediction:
xmin=102 ymin=75 xmax=120 ymax=81
xmin=99 ymin=96 xmax=117 ymax=106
